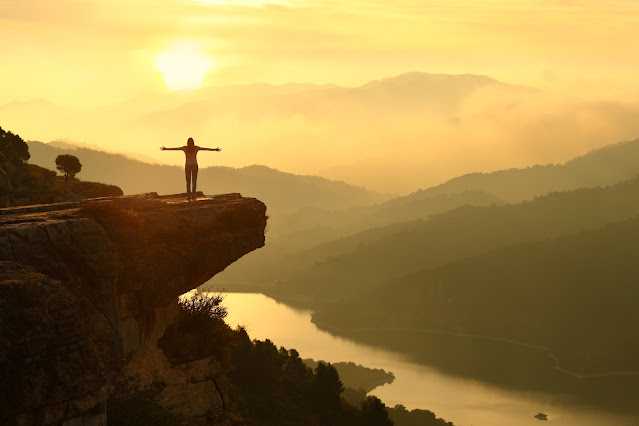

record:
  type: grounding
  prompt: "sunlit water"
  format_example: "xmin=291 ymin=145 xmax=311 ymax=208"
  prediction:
xmin=219 ymin=292 xmax=637 ymax=426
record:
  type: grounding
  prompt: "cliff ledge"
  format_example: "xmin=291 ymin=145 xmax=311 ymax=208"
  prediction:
xmin=0 ymin=192 xmax=266 ymax=425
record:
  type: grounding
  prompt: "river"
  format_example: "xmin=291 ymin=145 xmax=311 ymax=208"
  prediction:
xmin=219 ymin=292 xmax=637 ymax=426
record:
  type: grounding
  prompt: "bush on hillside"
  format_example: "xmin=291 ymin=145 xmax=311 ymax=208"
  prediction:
xmin=158 ymin=293 xmax=237 ymax=365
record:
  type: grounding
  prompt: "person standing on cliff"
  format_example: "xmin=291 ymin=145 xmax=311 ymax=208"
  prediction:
xmin=161 ymin=137 xmax=221 ymax=201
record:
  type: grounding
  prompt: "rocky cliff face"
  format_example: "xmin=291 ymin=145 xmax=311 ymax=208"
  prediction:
xmin=0 ymin=193 xmax=267 ymax=425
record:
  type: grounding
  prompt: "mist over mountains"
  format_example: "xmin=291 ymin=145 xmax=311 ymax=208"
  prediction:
xmin=213 ymin=137 xmax=639 ymax=284
xmin=8 ymin=72 xmax=639 ymax=193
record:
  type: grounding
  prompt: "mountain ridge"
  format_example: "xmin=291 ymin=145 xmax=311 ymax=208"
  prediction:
xmin=274 ymin=175 xmax=639 ymax=303
xmin=420 ymin=138 xmax=639 ymax=202
xmin=26 ymin=140 xmax=391 ymax=215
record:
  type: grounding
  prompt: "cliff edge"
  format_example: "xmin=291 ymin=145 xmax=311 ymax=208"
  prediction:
xmin=0 ymin=192 xmax=267 ymax=425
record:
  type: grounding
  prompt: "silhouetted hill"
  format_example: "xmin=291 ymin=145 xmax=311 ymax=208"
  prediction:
xmin=388 ymin=405 xmax=454 ymax=426
xmin=213 ymin=189 xmax=503 ymax=284
xmin=421 ymin=138 xmax=639 ymax=202
xmin=313 ymin=215 xmax=639 ymax=377
xmin=0 ymin=126 xmax=122 ymax=206
xmin=275 ymin=177 xmax=639 ymax=302
xmin=215 ymin=136 xmax=639 ymax=286
xmin=26 ymin=141 xmax=389 ymax=215
xmin=21 ymin=163 xmax=122 ymax=204
xmin=276 ymin=189 xmax=503 ymax=237
xmin=303 ymin=360 xmax=394 ymax=394
xmin=213 ymin=137 xmax=639 ymax=285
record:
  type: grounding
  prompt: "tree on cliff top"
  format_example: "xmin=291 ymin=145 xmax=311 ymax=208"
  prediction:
xmin=55 ymin=154 xmax=82 ymax=182
xmin=359 ymin=396 xmax=394 ymax=426
xmin=0 ymin=126 xmax=30 ymax=165
xmin=311 ymin=361 xmax=345 ymax=412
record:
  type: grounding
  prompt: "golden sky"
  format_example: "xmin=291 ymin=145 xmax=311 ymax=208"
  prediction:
xmin=2 ymin=0 xmax=639 ymax=106
xmin=3 ymin=0 xmax=639 ymax=193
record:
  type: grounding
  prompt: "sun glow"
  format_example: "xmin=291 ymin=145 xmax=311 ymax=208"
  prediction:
xmin=154 ymin=44 xmax=214 ymax=92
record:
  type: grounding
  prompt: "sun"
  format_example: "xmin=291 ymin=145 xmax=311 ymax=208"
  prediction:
xmin=154 ymin=44 xmax=214 ymax=92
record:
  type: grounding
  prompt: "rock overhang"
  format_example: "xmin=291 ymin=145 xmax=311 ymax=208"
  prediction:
xmin=0 ymin=192 xmax=267 ymax=424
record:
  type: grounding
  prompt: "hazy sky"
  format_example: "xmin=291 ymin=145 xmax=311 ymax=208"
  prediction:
xmin=2 ymin=0 xmax=639 ymax=106
xmin=3 ymin=0 xmax=639 ymax=193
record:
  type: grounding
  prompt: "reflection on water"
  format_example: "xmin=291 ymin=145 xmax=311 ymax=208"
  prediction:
xmin=221 ymin=292 xmax=637 ymax=426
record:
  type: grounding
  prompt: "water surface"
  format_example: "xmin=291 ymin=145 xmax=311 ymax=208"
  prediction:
xmin=221 ymin=292 xmax=637 ymax=426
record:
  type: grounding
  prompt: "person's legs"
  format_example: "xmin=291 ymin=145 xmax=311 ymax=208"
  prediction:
xmin=192 ymin=165 xmax=199 ymax=198
xmin=185 ymin=165 xmax=193 ymax=199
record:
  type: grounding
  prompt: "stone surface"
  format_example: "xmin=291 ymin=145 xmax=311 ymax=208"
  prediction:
xmin=0 ymin=192 xmax=267 ymax=424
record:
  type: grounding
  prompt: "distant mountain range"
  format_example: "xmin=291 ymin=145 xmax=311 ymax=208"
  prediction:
xmin=3 ymin=72 xmax=547 ymax=193
xmin=2 ymin=72 xmax=517 ymax=148
xmin=314 ymin=214 xmax=639 ymax=376
xmin=257 ymin=139 xmax=639 ymax=386
xmin=26 ymin=141 xmax=388 ymax=216
xmin=420 ymin=138 xmax=639 ymax=202
xmin=213 ymin=188 xmax=504 ymax=285
xmin=278 ymin=175 xmax=639 ymax=300
xmin=214 ymin=137 xmax=639 ymax=285
xmin=130 ymin=72 xmax=521 ymax=130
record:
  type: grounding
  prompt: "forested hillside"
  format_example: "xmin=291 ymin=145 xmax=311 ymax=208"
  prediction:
xmin=276 ymin=177 xmax=639 ymax=302
xmin=311 ymin=215 xmax=639 ymax=401
xmin=421 ymin=138 xmax=639 ymax=202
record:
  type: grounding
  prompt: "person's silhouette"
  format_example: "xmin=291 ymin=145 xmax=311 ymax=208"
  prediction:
xmin=161 ymin=137 xmax=221 ymax=201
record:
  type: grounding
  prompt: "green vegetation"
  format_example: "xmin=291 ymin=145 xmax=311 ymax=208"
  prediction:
xmin=0 ymin=126 xmax=122 ymax=206
xmin=307 ymin=216 xmax=639 ymax=410
xmin=179 ymin=292 xmax=228 ymax=320
xmin=25 ymin=163 xmax=122 ymax=204
xmin=55 ymin=153 xmax=82 ymax=181
xmin=0 ymin=126 xmax=31 ymax=205
xmin=154 ymin=293 xmax=445 ymax=425
xmin=216 ymin=137 xmax=639 ymax=287
xmin=0 ymin=126 xmax=29 ymax=165
xmin=227 ymin=333 xmax=400 ymax=426
xmin=158 ymin=293 xmax=235 ymax=365
xmin=322 ymin=216 xmax=639 ymax=374
xmin=230 ymin=140 xmax=639 ymax=414
xmin=303 ymin=359 xmax=394 ymax=394
xmin=215 ymin=189 xmax=503 ymax=285
xmin=423 ymin=138 xmax=639 ymax=202
xmin=278 ymin=176 xmax=639 ymax=303
xmin=388 ymin=405 xmax=454 ymax=426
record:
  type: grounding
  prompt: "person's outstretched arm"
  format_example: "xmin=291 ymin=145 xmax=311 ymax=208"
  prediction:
xmin=198 ymin=147 xmax=221 ymax=151
xmin=160 ymin=146 xmax=184 ymax=151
